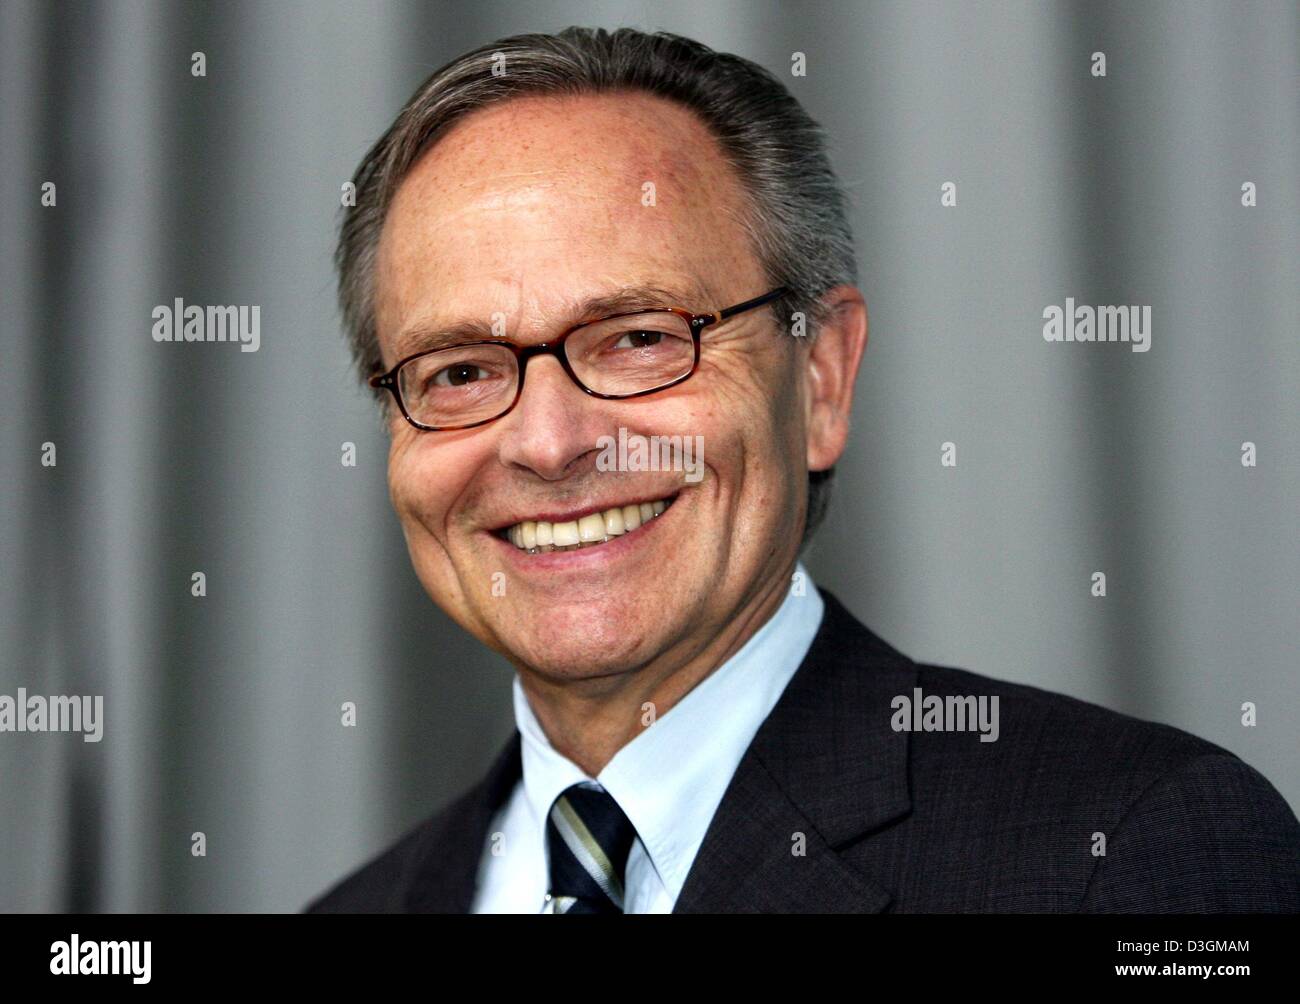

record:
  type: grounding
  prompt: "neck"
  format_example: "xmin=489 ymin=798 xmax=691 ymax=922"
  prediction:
xmin=516 ymin=565 xmax=795 ymax=776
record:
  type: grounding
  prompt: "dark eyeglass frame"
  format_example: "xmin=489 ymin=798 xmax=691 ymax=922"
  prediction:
xmin=369 ymin=286 xmax=789 ymax=432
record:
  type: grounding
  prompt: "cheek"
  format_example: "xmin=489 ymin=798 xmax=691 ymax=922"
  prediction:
xmin=725 ymin=371 xmax=805 ymax=521
xmin=386 ymin=435 xmax=449 ymax=536
xmin=719 ymin=363 xmax=798 ymax=465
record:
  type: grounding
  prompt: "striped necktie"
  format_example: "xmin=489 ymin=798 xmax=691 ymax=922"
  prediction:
xmin=544 ymin=782 xmax=638 ymax=914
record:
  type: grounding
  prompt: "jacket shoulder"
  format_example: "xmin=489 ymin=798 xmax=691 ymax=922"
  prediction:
xmin=913 ymin=661 xmax=1236 ymax=772
xmin=899 ymin=662 xmax=1300 ymax=910
xmin=1081 ymin=749 xmax=1300 ymax=911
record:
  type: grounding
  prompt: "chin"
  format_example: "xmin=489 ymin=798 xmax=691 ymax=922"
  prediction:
xmin=494 ymin=608 xmax=668 ymax=679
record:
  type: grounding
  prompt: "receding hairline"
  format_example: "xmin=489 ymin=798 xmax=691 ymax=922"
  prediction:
xmin=377 ymin=85 xmax=753 ymax=250
xmin=369 ymin=89 xmax=765 ymax=367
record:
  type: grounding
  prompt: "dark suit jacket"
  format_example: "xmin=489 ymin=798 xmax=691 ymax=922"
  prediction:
xmin=307 ymin=589 xmax=1300 ymax=912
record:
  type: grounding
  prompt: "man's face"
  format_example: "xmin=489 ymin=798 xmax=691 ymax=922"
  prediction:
xmin=373 ymin=92 xmax=810 ymax=681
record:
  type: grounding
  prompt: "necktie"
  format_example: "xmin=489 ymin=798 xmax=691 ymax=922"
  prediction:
xmin=545 ymin=782 xmax=637 ymax=914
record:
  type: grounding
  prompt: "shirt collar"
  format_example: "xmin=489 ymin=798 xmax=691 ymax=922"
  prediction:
xmin=513 ymin=563 xmax=825 ymax=901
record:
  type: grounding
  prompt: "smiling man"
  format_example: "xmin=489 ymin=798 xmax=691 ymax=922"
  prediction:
xmin=307 ymin=27 xmax=1300 ymax=914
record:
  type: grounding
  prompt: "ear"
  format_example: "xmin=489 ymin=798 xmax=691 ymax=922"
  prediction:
xmin=803 ymin=285 xmax=868 ymax=472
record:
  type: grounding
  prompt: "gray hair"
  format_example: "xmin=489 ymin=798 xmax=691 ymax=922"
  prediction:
xmin=337 ymin=26 xmax=856 ymax=546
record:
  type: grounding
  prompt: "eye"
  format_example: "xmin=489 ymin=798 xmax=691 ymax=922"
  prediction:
xmin=433 ymin=363 xmax=489 ymax=387
xmin=610 ymin=329 xmax=666 ymax=349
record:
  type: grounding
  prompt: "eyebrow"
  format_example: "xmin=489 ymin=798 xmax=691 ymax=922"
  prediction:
xmin=390 ymin=281 xmax=715 ymax=359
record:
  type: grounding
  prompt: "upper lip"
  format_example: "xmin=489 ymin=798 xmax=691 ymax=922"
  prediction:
xmin=487 ymin=491 xmax=680 ymax=532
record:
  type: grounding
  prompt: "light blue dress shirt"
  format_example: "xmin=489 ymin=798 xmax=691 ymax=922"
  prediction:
xmin=471 ymin=564 xmax=825 ymax=913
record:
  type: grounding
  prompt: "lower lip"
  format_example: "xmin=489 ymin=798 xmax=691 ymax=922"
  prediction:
xmin=489 ymin=503 xmax=675 ymax=571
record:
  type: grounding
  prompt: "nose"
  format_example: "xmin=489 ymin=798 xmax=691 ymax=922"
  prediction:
xmin=496 ymin=352 xmax=604 ymax=481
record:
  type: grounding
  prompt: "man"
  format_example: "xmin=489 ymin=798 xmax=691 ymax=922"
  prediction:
xmin=308 ymin=27 xmax=1299 ymax=913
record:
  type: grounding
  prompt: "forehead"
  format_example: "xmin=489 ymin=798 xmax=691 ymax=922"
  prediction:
xmin=373 ymin=91 xmax=762 ymax=351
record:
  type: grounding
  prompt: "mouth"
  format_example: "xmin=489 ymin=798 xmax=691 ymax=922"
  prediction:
xmin=493 ymin=493 xmax=678 ymax=555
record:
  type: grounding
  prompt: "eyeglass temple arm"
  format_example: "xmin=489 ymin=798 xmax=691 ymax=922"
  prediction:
xmin=716 ymin=286 xmax=789 ymax=322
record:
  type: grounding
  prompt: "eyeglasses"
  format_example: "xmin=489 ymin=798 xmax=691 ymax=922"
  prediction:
xmin=370 ymin=286 xmax=789 ymax=431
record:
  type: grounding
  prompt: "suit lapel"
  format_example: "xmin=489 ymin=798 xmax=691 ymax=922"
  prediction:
xmin=674 ymin=589 xmax=916 ymax=913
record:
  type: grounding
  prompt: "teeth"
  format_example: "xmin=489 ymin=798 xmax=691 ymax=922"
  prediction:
xmin=501 ymin=497 xmax=673 ymax=553
xmin=577 ymin=513 xmax=606 ymax=542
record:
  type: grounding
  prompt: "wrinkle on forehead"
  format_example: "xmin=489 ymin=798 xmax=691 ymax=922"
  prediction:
xmin=373 ymin=91 xmax=762 ymax=352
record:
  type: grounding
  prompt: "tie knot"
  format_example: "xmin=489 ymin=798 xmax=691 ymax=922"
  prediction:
xmin=545 ymin=782 xmax=638 ymax=913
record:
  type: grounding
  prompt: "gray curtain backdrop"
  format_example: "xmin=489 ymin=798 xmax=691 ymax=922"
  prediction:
xmin=1 ymin=0 xmax=1295 ymax=912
